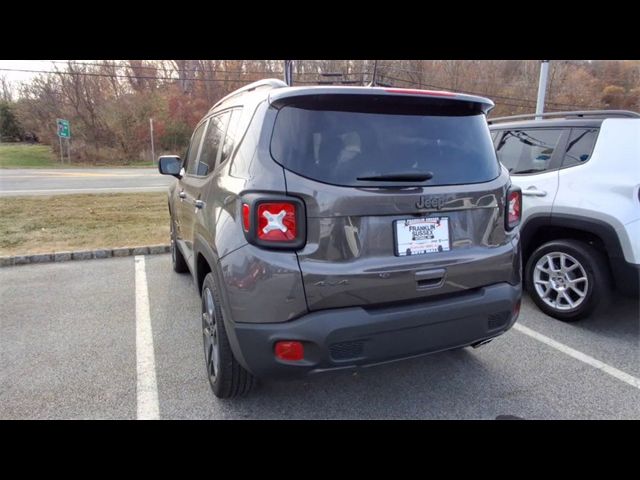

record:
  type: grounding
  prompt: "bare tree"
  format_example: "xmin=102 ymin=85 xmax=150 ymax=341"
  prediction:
xmin=11 ymin=59 xmax=639 ymax=164
xmin=0 ymin=75 xmax=13 ymax=102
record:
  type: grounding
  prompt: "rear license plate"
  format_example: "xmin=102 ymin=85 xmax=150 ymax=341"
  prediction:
xmin=394 ymin=217 xmax=450 ymax=256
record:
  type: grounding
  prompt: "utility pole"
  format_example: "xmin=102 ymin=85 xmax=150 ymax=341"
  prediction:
xmin=369 ymin=60 xmax=379 ymax=87
xmin=149 ymin=118 xmax=156 ymax=164
xmin=536 ymin=60 xmax=550 ymax=120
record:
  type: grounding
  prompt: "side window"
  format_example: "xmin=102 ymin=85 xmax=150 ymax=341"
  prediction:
xmin=562 ymin=128 xmax=598 ymax=168
xmin=197 ymin=112 xmax=230 ymax=176
xmin=219 ymin=109 xmax=243 ymax=166
xmin=496 ymin=128 xmax=564 ymax=175
xmin=185 ymin=121 xmax=207 ymax=176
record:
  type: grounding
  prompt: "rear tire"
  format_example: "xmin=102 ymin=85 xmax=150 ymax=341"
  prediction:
xmin=525 ymin=239 xmax=612 ymax=322
xmin=201 ymin=273 xmax=256 ymax=398
xmin=170 ymin=216 xmax=188 ymax=273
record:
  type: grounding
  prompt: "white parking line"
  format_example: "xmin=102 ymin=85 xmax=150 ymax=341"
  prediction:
xmin=514 ymin=323 xmax=640 ymax=391
xmin=135 ymin=255 xmax=160 ymax=420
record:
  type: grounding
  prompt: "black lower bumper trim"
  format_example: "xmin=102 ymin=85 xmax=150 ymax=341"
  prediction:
xmin=228 ymin=283 xmax=522 ymax=379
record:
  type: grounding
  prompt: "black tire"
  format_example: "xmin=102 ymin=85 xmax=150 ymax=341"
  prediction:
xmin=525 ymin=239 xmax=613 ymax=322
xmin=170 ymin=216 xmax=188 ymax=273
xmin=201 ymin=272 xmax=256 ymax=398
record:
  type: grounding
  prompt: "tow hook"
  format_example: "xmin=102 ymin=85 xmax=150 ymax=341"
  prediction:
xmin=471 ymin=338 xmax=493 ymax=349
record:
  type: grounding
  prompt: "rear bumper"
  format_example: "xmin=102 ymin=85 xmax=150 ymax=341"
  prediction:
xmin=227 ymin=282 xmax=522 ymax=379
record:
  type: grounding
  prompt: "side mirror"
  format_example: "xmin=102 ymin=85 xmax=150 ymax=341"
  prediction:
xmin=158 ymin=155 xmax=182 ymax=178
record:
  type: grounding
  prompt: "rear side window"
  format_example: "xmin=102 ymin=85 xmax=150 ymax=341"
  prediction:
xmin=495 ymin=128 xmax=563 ymax=175
xmin=197 ymin=112 xmax=230 ymax=176
xmin=270 ymin=101 xmax=499 ymax=187
xmin=185 ymin=122 xmax=207 ymax=176
xmin=219 ymin=109 xmax=242 ymax=166
xmin=562 ymin=128 xmax=598 ymax=168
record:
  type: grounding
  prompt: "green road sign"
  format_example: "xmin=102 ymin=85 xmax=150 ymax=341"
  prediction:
xmin=57 ymin=119 xmax=70 ymax=138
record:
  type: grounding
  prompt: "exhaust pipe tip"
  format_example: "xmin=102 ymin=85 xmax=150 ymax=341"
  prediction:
xmin=471 ymin=338 xmax=493 ymax=349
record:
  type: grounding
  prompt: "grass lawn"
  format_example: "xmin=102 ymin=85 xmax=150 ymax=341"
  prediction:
xmin=0 ymin=192 xmax=169 ymax=256
xmin=0 ymin=143 xmax=57 ymax=168
xmin=0 ymin=143 xmax=155 ymax=168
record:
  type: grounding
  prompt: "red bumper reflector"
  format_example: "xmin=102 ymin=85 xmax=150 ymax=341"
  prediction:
xmin=275 ymin=341 xmax=304 ymax=361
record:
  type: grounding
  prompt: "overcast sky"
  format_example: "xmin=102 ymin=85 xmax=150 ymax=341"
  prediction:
xmin=1 ymin=61 xmax=57 ymax=81
xmin=0 ymin=60 xmax=100 ymax=92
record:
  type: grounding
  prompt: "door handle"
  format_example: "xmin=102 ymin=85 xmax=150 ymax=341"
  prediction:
xmin=522 ymin=186 xmax=547 ymax=197
xmin=178 ymin=191 xmax=187 ymax=199
xmin=194 ymin=200 xmax=205 ymax=209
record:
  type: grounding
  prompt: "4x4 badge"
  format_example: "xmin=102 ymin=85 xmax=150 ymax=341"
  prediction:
xmin=416 ymin=196 xmax=446 ymax=210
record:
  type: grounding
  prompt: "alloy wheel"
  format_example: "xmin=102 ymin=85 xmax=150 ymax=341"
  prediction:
xmin=533 ymin=252 xmax=589 ymax=311
xmin=202 ymin=287 xmax=220 ymax=383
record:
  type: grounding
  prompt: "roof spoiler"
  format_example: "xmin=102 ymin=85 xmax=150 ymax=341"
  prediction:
xmin=488 ymin=109 xmax=640 ymax=124
xmin=269 ymin=86 xmax=494 ymax=114
xmin=211 ymin=78 xmax=288 ymax=111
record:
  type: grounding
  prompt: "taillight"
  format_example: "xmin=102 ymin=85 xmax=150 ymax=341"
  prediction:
xmin=257 ymin=202 xmax=297 ymax=241
xmin=242 ymin=203 xmax=250 ymax=232
xmin=241 ymin=195 xmax=306 ymax=249
xmin=506 ymin=187 xmax=522 ymax=231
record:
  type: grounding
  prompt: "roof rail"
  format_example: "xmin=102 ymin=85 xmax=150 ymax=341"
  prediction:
xmin=210 ymin=78 xmax=288 ymax=111
xmin=487 ymin=109 xmax=640 ymax=124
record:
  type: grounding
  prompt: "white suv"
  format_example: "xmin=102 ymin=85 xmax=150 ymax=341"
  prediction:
xmin=489 ymin=110 xmax=640 ymax=321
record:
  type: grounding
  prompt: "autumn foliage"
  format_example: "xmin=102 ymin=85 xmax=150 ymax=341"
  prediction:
xmin=2 ymin=60 xmax=638 ymax=165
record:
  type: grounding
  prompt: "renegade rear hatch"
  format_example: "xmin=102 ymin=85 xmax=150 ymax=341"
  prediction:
xmin=269 ymin=88 xmax=517 ymax=311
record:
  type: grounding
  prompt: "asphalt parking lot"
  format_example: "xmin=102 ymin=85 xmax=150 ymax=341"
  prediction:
xmin=1 ymin=254 xmax=638 ymax=419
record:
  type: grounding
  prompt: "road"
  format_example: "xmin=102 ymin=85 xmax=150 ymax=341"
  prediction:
xmin=0 ymin=168 xmax=174 ymax=196
xmin=1 ymin=254 xmax=638 ymax=419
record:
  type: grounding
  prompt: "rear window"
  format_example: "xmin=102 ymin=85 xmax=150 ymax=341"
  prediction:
xmin=270 ymin=99 xmax=499 ymax=187
xmin=495 ymin=128 xmax=564 ymax=175
xmin=562 ymin=128 xmax=598 ymax=168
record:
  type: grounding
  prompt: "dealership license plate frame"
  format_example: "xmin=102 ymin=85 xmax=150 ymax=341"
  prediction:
xmin=394 ymin=216 xmax=451 ymax=257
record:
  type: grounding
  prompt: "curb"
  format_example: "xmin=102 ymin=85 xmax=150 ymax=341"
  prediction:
xmin=0 ymin=245 xmax=170 ymax=268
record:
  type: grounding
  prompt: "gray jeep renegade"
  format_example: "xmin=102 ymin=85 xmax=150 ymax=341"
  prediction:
xmin=158 ymin=79 xmax=523 ymax=398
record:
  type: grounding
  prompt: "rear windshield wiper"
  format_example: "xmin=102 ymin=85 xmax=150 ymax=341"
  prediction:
xmin=512 ymin=168 xmax=544 ymax=175
xmin=357 ymin=172 xmax=434 ymax=182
